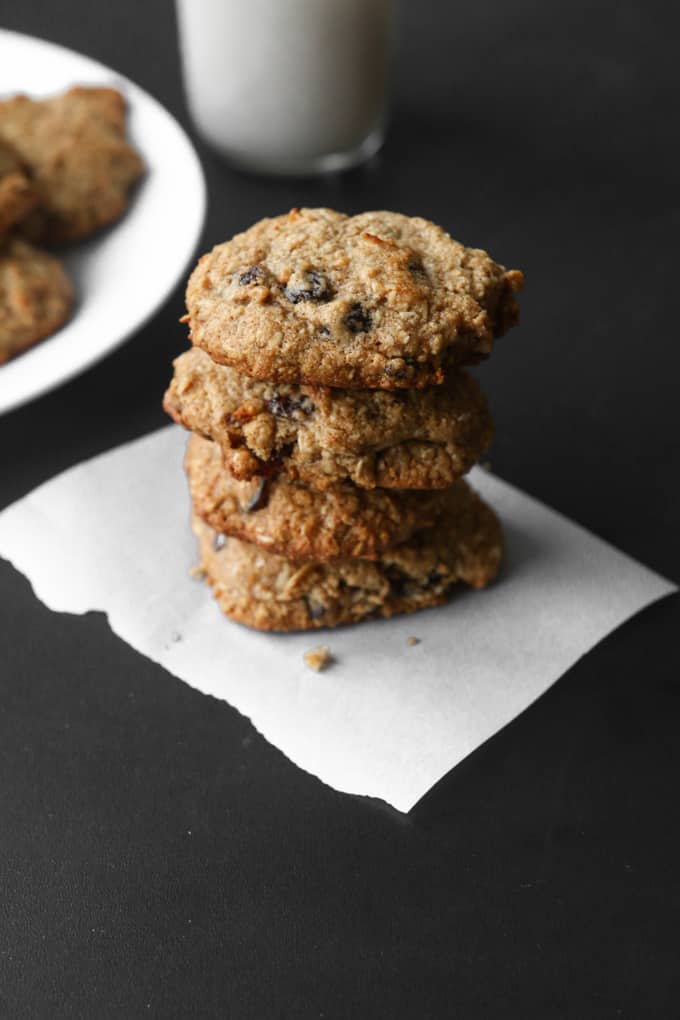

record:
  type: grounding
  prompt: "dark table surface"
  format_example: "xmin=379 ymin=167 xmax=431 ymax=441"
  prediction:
xmin=1 ymin=2 xmax=678 ymax=1017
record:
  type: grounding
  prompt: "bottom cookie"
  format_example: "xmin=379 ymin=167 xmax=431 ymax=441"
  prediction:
xmin=191 ymin=483 xmax=502 ymax=632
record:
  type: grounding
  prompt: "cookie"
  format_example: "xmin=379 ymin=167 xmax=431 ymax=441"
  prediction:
xmin=0 ymin=140 xmax=38 ymax=238
xmin=164 ymin=347 xmax=493 ymax=491
xmin=185 ymin=208 xmax=523 ymax=390
xmin=191 ymin=480 xmax=502 ymax=631
xmin=186 ymin=432 xmax=462 ymax=561
xmin=0 ymin=86 xmax=144 ymax=244
xmin=0 ymin=238 xmax=74 ymax=364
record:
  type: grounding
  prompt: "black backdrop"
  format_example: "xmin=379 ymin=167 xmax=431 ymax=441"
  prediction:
xmin=0 ymin=2 xmax=678 ymax=1017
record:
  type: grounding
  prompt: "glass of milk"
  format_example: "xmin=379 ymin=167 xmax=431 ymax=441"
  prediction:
xmin=175 ymin=0 xmax=394 ymax=176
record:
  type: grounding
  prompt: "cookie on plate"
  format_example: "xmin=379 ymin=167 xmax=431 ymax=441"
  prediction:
xmin=186 ymin=433 xmax=460 ymax=561
xmin=0 ymin=139 xmax=38 ymax=238
xmin=164 ymin=347 xmax=493 ymax=491
xmin=0 ymin=238 xmax=73 ymax=364
xmin=185 ymin=207 xmax=523 ymax=389
xmin=191 ymin=480 xmax=502 ymax=631
xmin=0 ymin=86 xmax=144 ymax=244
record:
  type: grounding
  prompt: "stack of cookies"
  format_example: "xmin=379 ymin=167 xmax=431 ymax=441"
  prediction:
xmin=164 ymin=208 xmax=522 ymax=632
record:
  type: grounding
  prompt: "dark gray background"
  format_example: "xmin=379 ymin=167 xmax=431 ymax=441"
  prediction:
xmin=0 ymin=2 xmax=678 ymax=1017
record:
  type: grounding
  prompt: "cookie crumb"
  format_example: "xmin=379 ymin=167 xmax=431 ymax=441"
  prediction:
xmin=406 ymin=636 xmax=420 ymax=646
xmin=189 ymin=564 xmax=206 ymax=580
xmin=304 ymin=645 xmax=332 ymax=672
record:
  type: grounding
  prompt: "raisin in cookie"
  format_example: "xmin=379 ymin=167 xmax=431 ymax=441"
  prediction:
xmin=191 ymin=481 xmax=502 ymax=632
xmin=0 ymin=140 xmax=38 ymax=239
xmin=164 ymin=347 xmax=493 ymax=491
xmin=185 ymin=208 xmax=523 ymax=390
xmin=0 ymin=238 xmax=73 ymax=364
xmin=186 ymin=433 xmax=460 ymax=561
xmin=0 ymin=86 xmax=144 ymax=244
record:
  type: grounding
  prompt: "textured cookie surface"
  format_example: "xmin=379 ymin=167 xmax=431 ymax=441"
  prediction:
xmin=186 ymin=433 xmax=458 ymax=561
xmin=0 ymin=140 xmax=38 ymax=238
xmin=0 ymin=86 xmax=144 ymax=244
xmin=192 ymin=482 xmax=502 ymax=632
xmin=0 ymin=238 xmax=73 ymax=364
xmin=165 ymin=347 xmax=493 ymax=490
xmin=185 ymin=208 xmax=523 ymax=389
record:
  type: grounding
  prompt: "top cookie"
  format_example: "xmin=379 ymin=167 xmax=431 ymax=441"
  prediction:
xmin=0 ymin=86 xmax=144 ymax=244
xmin=186 ymin=208 xmax=523 ymax=390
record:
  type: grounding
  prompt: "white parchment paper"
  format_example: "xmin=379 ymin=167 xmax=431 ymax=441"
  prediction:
xmin=0 ymin=426 xmax=674 ymax=811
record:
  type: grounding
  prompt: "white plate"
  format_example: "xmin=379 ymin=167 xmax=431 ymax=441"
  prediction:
xmin=0 ymin=29 xmax=206 ymax=416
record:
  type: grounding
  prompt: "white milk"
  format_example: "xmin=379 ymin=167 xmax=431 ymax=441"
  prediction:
xmin=175 ymin=0 xmax=394 ymax=175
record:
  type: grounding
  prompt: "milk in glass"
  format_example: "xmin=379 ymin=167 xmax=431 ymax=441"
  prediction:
xmin=176 ymin=0 xmax=394 ymax=175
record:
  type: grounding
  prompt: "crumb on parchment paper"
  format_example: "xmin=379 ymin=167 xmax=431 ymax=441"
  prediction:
xmin=304 ymin=645 xmax=332 ymax=672
xmin=406 ymin=636 xmax=420 ymax=646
